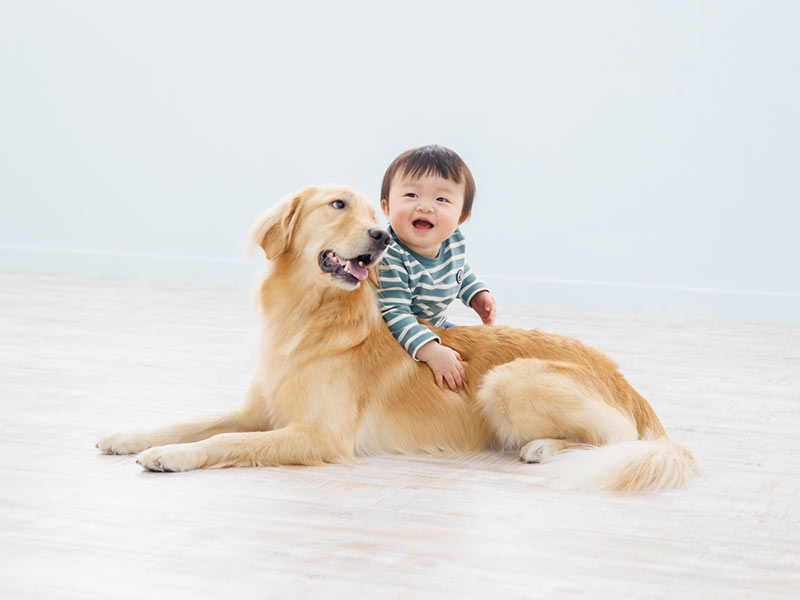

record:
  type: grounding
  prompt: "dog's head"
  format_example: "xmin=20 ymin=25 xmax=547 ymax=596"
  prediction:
xmin=250 ymin=185 xmax=390 ymax=291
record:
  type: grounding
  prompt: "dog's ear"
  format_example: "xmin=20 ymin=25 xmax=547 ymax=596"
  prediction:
xmin=249 ymin=187 xmax=316 ymax=260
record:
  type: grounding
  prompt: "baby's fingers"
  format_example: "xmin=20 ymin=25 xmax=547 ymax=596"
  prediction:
xmin=455 ymin=366 xmax=467 ymax=390
xmin=444 ymin=371 xmax=459 ymax=392
xmin=433 ymin=372 xmax=445 ymax=390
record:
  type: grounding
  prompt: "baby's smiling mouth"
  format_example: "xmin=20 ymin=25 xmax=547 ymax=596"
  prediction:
xmin=413 ymin=219 xmax=434 ymax=230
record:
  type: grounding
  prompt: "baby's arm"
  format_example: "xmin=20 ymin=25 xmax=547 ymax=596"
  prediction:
xmin=415 ymin=340 xmax=466 ymax=392
xmin=376 ymin=259 xmax=464 ymax=391
xmin=377 ymin=261 xmax=438 ymax=350
xmin=458 ymin=264 xmax=496 ymax=325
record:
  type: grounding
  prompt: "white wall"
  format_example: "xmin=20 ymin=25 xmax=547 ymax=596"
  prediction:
xmin=2 ymin=0 xmax=798 ymax=322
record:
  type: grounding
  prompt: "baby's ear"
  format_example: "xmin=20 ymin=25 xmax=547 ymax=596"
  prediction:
xmin=249 ymin=186 xmax=316 ymax=260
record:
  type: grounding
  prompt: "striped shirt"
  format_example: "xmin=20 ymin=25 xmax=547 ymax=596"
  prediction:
xmin=376 ymin=226 xmax=489 ymax=359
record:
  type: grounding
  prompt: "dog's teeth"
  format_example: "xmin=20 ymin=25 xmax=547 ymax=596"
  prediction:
xmin=358 ymin=260 xmax=365 ymax=268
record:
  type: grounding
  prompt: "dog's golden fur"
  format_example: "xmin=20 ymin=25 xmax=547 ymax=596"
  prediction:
xmin=98 ymin=185 xmax=696 ymax=492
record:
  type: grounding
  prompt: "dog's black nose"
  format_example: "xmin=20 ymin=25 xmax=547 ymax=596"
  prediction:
xmin=368 ymin=228 xmax=391 ymax=247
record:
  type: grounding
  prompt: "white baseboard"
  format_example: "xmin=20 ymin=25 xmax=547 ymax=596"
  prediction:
xmin=0 ymin=245 xmax=258 ymax=286
xmin=3 ymin=245 xmax=799 ymax=323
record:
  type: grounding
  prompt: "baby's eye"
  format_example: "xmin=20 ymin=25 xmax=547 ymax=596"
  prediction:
xmin=403 ymin=193 xmax=418 ymax=199
xmin=436 ymin=197 xmax=449 ymax=203
xmin=331 ymin=199 xmax=347 ymax=210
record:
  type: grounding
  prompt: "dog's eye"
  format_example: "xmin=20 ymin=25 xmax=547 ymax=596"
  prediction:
xmin=331 ymin=199 xmax=347 ymax=210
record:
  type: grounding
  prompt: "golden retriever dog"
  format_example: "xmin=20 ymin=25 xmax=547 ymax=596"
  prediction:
xmin=97 ymin=185 xmax=696 ymax=492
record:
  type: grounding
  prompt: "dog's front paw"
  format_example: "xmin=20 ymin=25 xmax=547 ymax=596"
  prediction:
xmin=136 ymin=444 xmax=205 ymax=472
xmin=96 ymin=432 xmax=154 ymax=455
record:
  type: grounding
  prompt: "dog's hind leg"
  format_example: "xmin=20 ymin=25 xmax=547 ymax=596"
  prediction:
xmin=97 ymin=381 xmax=271 ymax=455
xmin=475 ymin=358 xmax=638 ymax=458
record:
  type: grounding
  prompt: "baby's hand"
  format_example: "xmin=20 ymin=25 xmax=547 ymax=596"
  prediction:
xmin=416 ymin=341 xmax=466 ymax=392
xmin=470 ymin=290 xmax=497 ymax=325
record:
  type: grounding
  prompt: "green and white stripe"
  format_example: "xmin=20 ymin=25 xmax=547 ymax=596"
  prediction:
xmin=377 ymin=227 xmax=488 ymax=360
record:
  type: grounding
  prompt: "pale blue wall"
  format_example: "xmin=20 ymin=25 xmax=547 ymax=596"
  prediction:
xmin=2 ymin=1 xmax=798 ymax=321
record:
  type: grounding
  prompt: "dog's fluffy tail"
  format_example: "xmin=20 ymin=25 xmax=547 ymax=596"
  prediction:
xmin=540 ymin=437 xmax=697 ymax=493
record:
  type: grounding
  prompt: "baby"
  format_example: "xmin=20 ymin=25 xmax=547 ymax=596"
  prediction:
xmin=377 ymin=145 xmax=497 ymax=392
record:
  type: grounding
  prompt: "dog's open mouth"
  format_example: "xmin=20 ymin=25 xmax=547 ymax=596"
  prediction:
xmin=319 ymin=250 xmax=374 ymax=283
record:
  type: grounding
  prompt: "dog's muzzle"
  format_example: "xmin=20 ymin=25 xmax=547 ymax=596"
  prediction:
xmin=318 ymin=228 xmax=390 ymax=284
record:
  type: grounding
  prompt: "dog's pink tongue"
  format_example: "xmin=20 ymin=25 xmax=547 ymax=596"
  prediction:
xmin=346 ymin=260 xmax=368 ymax=280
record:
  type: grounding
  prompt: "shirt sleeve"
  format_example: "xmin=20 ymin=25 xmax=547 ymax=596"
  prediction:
xmin=376 ymin=257 xmax=440 ymax=360
xmin=457 ymin=262 xmax=489 ymax=306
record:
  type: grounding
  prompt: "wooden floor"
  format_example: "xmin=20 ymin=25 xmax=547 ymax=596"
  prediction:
xmin=1 ymin=272 xmax=798 ymax=599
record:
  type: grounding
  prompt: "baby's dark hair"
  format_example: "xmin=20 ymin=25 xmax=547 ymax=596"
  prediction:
xmin=381 ymin=145 xmax=475 ymax=220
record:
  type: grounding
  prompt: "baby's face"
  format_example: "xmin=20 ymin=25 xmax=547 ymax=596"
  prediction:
xmin=381 ymin=172 xmax=467 ymax=258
